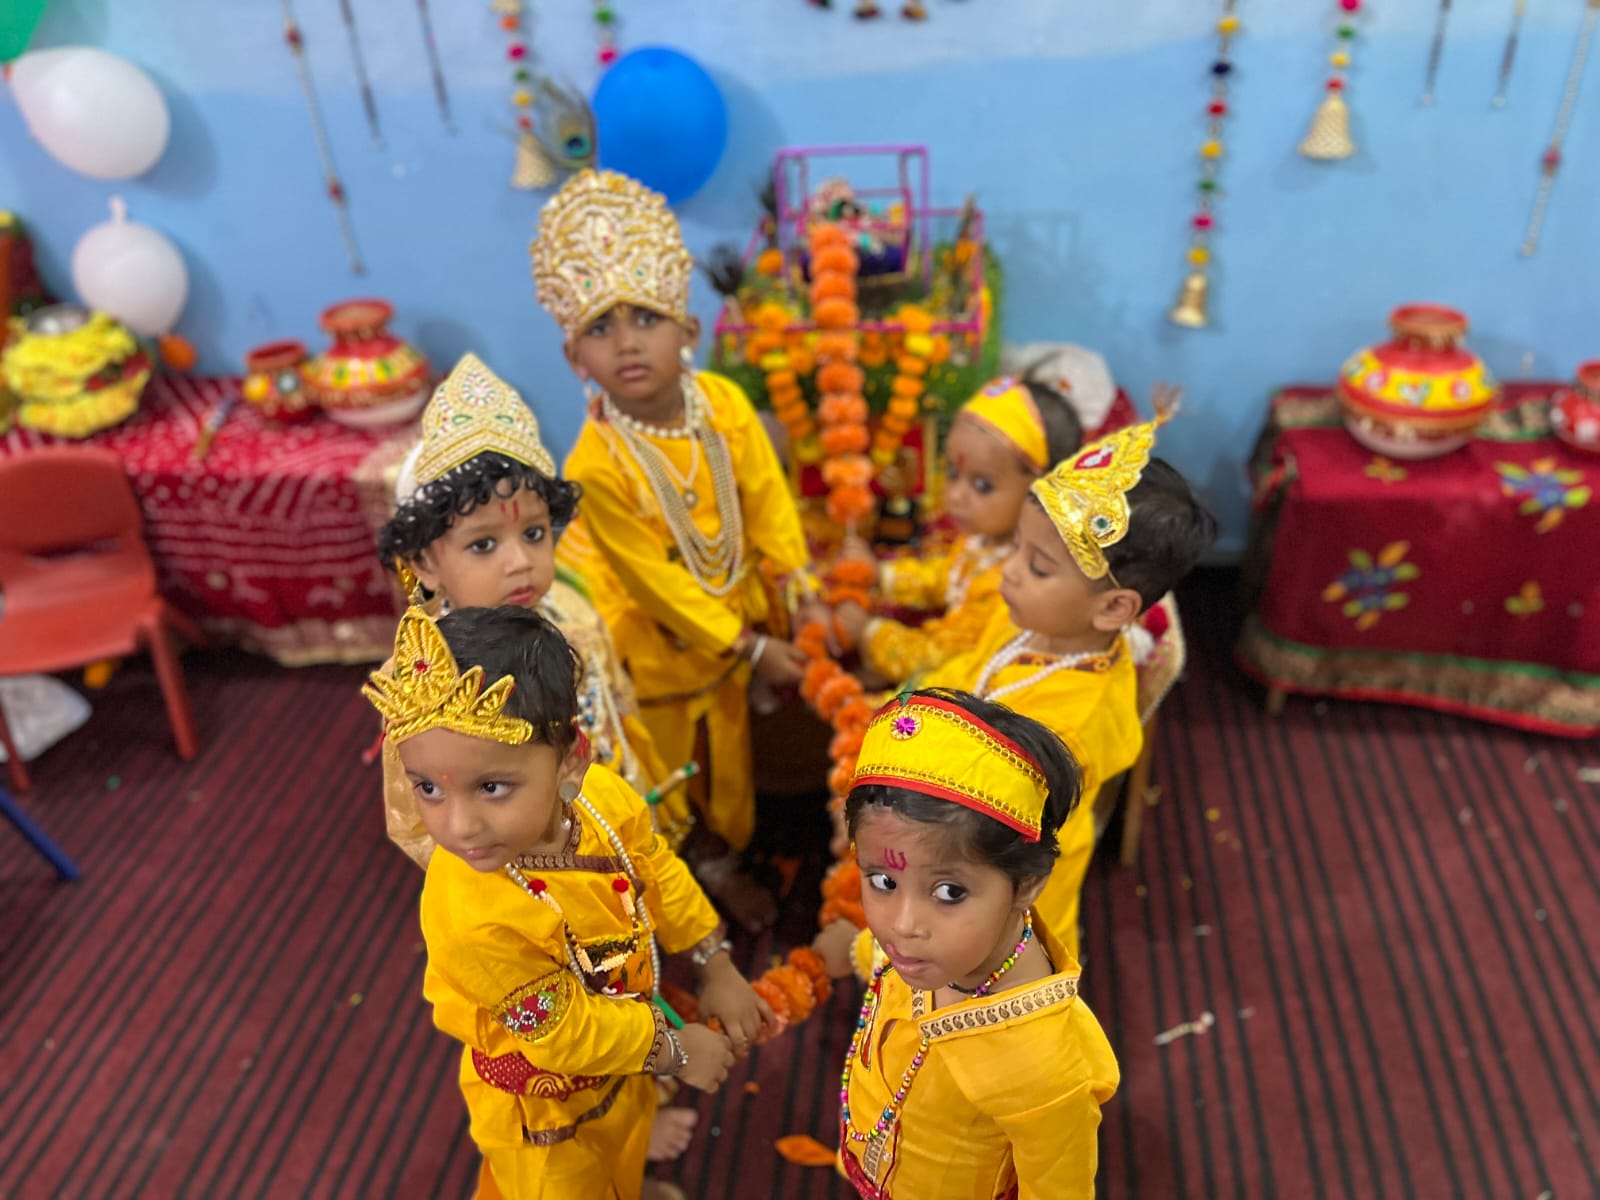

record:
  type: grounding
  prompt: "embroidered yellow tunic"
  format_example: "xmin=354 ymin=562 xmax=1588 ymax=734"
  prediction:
xmin=380 ymin=576 xmax=681 ymax=868
xmin=558 ymin=370 xmax=811 ymax=851
xmin=841 ymin=915 xmax=1119 ymax=1200
xmin=420 ymin=765 xmax=719 ymax=1199
xmin=929 ymin=607 xmax=1143 ymax=958
xmin=862 ymin=535 xmax=1011 ymax=684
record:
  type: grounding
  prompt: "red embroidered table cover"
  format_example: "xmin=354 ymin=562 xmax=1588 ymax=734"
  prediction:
xmin=0 ymin=375 xmax=411 ymax=665
xmin=1237 ymin=383 xmax=1598 ymax=737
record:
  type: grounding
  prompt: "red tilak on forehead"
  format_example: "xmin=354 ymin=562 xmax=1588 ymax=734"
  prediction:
xmin=952 ymin=453 xmax=967 ymax=472
xmin=884 ymin=848 xmax=908 ymax=871
xmin=499 ymin=498 xmax=521 ymax=522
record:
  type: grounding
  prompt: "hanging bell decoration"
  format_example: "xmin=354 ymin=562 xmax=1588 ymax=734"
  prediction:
xmin=1169 ymin=271 xmax=1210 ymax=329
xmin=512 ymin=130 xmax=558 ymax=190
xmin=1300 ymin=92 xmax=1356 ymax=159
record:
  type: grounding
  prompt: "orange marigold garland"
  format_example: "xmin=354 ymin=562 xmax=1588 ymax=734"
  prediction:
xmin=763 ymin=349 xmax=816 ymax=455
xmin=685 ymin=947 xmax=833 ymax=1044
xmin=808 ymin=222 xmax=875 ymax=530
xmin=873 ymin=306 xmax=934 ymax=467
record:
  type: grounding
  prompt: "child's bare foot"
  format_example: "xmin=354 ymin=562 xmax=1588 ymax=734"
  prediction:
xmin=697 ymin=854 xmax=778 ymax=932
xmin=647 ymin=1108 xmax=698 ymax=1162
xmin=641 ymin=1181 xmax=687 ymax=1200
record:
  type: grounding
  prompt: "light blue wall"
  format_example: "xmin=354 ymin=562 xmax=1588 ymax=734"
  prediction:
xmin=4 ymin=0 xmax=1597 ymax=553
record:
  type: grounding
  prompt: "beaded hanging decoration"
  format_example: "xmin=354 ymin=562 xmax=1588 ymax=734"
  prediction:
xmin=336 ymin=0 xmax=384 ymax=150
xmin=1419 ymin=0 xmax=1454 ymax=107
xmin=496 ymin=2 xmax=598 ymax=190
xmin=1493 ymin=0 xmax=1528 ymax=109
xmin=1171 ymin=2 xmax=1239 ymax=328
xmin=415 ymin=0 xmax=455 ymax=133
xmin=280 ymin=0 xmax=364 ymax=275
xmin=592 ymin=0 xmax=620 ymax=67
xmin=1520 ymin=0 xmax=1600 ymax=257
xmin=1298 ymin=0 xmax=1361 ymax=161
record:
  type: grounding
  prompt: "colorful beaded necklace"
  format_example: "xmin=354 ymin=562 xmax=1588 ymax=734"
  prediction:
xmin=839 ymin=911 xmax=1034 ymax=1147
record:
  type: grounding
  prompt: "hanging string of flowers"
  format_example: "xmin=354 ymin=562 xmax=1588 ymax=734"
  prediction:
xmin=663 ymin=947 xmax=833 ymax=1043
xmin=809 ymin=223 xmax=876 ymax=529
xmin=763 ymin=349 xmax=816 ymax=458
xmin=872 ymin=305 xmax=934 ymax=467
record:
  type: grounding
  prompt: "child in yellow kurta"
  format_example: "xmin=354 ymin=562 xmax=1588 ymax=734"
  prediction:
xmin=365 ymin=604 xmax=774 ymax=1200
xmin=838 ymin=376 xmax=1082 ymax=684
xmin=929 ymin=401 xmax=1217 ymax=954
xmin=375 ymin=353 xmax=685 ymax=869
xmin=531 ymin=169 xmax=824 ymax=930
xmin=838 ymin=689 xmax=1119 ymax=1199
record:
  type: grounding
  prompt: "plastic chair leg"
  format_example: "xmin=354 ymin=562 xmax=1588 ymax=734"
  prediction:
xmin=145 ymin=616 xmax=200 ymax=761
xmin=0 ymin=785 xmax=80 ymax=880
xmin=0 ymin=701 xmax=31 ymax=793
xmin=1118 ymin=717 xmax=1157 ymax=868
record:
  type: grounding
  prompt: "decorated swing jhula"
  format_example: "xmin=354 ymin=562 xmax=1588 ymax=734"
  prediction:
xmin=709 ymin=145 xmax=1001 ymax=543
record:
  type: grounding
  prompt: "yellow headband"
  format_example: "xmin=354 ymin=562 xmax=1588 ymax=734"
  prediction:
xmin=529 ymin=169 xmax=694 ymax=341
xmin=852 ymin=695 xmax=1048 ymax=841
xmin=960 ymin=376 xmax=1049 ymax=472
xmin=1030 ymin=410 xmax=1172 ymax=581
xmin=362 ymin=607 xmax=533 ymax=747
xmin=405 ymin=353 xmax=557 ymax=497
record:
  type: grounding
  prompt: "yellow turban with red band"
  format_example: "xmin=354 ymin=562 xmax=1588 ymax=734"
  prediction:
xmin=852 ymin=694 xmax=1049 ymax=841
xmin=959 ymin=376 xmax=1049 ymax=473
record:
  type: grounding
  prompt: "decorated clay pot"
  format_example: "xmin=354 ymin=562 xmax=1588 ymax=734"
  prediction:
xmin=241 ymin=339 xmax=314 ymax=423
xmin=1550 ymin=360 xmax=1600 ymax=456
xmin=1338 ymin=304 xmax=1497 ymax=460
xmin=303 ymin=299 xmax=431 ymax=429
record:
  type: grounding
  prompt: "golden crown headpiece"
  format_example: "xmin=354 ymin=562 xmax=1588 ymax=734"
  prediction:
xmin=1030 ymin=405 xmax=1175 ymax=582
xmin=852 ymin=694 xmax=1049 ymax=841
xmin=362 ymin=607 xmax=533 ymax=747
xmin=960 ymin=376 xmax=1049 ymax=473
xmin=403 ymin=353 xmax=557 ymax=500
xmin=529 ymin=169 xmax=694 ymax=341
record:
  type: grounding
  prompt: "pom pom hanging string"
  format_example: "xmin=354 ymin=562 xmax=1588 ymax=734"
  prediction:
xmin=1519 ymin=0 xmax=1600 ymax=257
xmin=1492 ymin=0 xmax=1528 ymax=109
xmin=336 ymin=0 xmax=385 ymax=149
xmin=416 ymin=0 xmax=456 ymax=133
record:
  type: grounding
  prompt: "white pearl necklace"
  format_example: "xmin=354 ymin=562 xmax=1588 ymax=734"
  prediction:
xmin=971 ymin=632 xmax=1112 ymax=703
xmin=503 ymin=792 xmax=662 ymax=999
xmin=601 ymin=375 xmax=746 ymax=598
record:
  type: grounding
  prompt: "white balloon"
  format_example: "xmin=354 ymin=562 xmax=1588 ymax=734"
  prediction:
xmin=11 ymin=46 xmax=171 ymax=180
xmin=71 ymin=199 xmax=188 ymax=337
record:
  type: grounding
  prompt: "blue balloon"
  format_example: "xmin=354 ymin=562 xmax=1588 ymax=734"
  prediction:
xmin=592 ymin=47 xmax=727 ymax=205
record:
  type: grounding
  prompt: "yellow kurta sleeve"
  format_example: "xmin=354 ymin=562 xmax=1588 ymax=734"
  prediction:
xmin=878 ymin=546 xmax=958 ymax=611
xmin=590 ymin=767 xmax=721 ymax=955
xmin=422 ymin=859 xmax=661 ymax=1079
xmin=942 ymin=997 xmax=1119 ymax=1200
xmin=566 ymin=429 xmax=746 ymax=657
xmin=702 ymin=372 xmax=810 ymax=578
xmin=861 ymin=585 xmax=1005 ymax=684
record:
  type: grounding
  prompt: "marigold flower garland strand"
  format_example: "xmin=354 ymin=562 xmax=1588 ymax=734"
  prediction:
xmin=873 ymin=306 xmax=933 ymax=467
xmin=809 ymin=223 xmax=876 ymax=529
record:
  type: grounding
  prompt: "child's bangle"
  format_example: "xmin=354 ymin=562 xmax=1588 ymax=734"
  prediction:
xmin=747 ymin=635 xmax=770 ymax=669
xmin=665 ymin=1028 xmax=686 ymax=1076
xmin=691 ymin=936 xmax=734 ymax=970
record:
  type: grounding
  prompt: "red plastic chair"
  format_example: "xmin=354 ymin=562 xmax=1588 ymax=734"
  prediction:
xmin=0 ymin=447 xmax=204 ymax=791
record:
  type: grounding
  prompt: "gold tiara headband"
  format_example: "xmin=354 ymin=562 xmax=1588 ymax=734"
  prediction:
xmin=1029 ymin=408 xmax=1174 ymax=581
xmin=362 ymin=607 xmax=533 ymax=747
xmin=852 ymin=694 xmax=1049 ymax=841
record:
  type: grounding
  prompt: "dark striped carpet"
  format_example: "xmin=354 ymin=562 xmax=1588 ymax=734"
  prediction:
xmin=1 ymin=571 xmax=1596 ymax=1199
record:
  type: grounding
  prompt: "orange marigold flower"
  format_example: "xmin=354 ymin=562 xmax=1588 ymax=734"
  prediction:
xmin=765 ymin=369 xmax=799 ymax=392
xmin=809 ymin=223 xmax=850 ymax=250
xmin=767 ymin=965 xmax=816 ymax=1022
xmin=827 ymin=483 xmax=875 ymax=527
xmin=800 ymin=659 xmax=838 ymax=704
xmin=813 ymin=298 xmax=860 ymax=330
xmin=817 ymin=362 xmax=866 ymax=394
xmin=891 ymin=375 xmax=925 ymax=400
xmin=755 ymin=248 xmax=784 ymax=276
xmin=816 ymin=332 xmax=858 ymax=361
xmin=895 ymin=354 xmax=929 ymax=377
xmin=751 ymin=978 xmax=792 ymax=1025
xmin=928 ymin=334 xmax=951 ymax=364
xmin=752 ymin=302 xmax=791 ymax=333
xmin=858 ymin=337 xmax=889 ymax=368
xmin=809 ymin=273 xmax=856 ymax=304
xmin=888 ymin=395 xmax=920 ymax=418
xmin=787 ymin=947 xmax=833 ymax=1004
xmin=829 ymin=727 xmax=866 ymax=761
xmin=795 ymin=620 xmax=831 ymax=660
xmin=828 ymin=762 xmax=857 ymax=798
xmin=812 ymin=245 xmax=859 ymax=276
xmin=835 ymin=696 xmax=877 ymax=732
xmin=897 ymin=306 xmax=934 ymax=334
xmin=821 ymin=426 xmax=870 ymax=456
xmin=821 ymin=457 xmax=874 ymax=489
xmin=818 ymin=394 xmax=869 ymax=427
xmin=827 ymin=558 xmax=877 ymax=588
xmin=817 ymin=673 xmax=865 ymax=720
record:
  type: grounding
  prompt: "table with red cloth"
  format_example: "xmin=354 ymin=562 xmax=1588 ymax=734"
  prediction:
xmin=0 ymin=375 xmax=413 ymax=665
xmin=1237 ymin=382 xmax=1600 ymax=737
